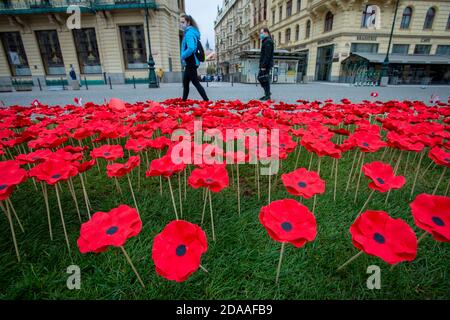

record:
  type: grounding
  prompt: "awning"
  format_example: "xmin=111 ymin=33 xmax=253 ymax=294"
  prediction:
xmin=342 ymin=53 xmax=450 ymax=65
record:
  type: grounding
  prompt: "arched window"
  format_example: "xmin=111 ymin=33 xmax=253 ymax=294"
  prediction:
xmin=424 ymin=7 xmax=436 ymax=29
xmin=324 ymin=11 xmax=333 ymax=32
xmin=306 ymin=20 xmax=311 ymax=38
xmin=295 ymin=24 xmax=300 ymax=41
xmin=400 ymin=7 xmax=412 ymax=29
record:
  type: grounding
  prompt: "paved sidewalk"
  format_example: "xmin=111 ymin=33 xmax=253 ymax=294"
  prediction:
xmin=1 ymin=82 xmax=449 ymax=106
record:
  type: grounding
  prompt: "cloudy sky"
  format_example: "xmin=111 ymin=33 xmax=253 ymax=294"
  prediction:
xmin=185 ymin=0 xmax=223 ymax=49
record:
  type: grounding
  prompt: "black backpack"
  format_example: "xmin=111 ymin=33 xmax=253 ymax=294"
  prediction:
xmin=195 ymin=38 xmax=205 ymax=63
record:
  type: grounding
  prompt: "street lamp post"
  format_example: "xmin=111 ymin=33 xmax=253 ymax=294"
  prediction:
xmin=380 ymin=0 xmax=401 ymax=86
xmin=144 ymin=0 xmax=158 ymax=88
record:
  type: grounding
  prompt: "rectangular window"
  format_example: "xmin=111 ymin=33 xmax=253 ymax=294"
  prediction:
xmin=279 ymin=6 xmax=282 ymax=21
xmin=447 ymin=14 xmax=450 ymax=30
xmin=392 ymin=44 xmax=409 ymax=55
xmin=350 ymin=43 xmax=379 ymax=53
xmin=35 ymin=30 xmax=65 ymax=75
xmin=286 ymin=0 xmax=292 ymax=17
xmin=72 ymin=28 xmax=101 ymax=74
xmin=119 ymin=25 xmax=147 ymax=69
xmin=272 ymin=9 xmax=276 ymax=24
xmin=0 ymin=32 xmax=31 ymax=76
xmin=436 ymin=45 xmax=450 ymax=56
xmin=414 ymin=44 xmax=431 ymax=55
xmin=297 ymin=0 xmax=301 ymax=12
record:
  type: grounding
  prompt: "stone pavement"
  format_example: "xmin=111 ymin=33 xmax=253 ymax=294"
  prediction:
xmin=1 ymin=82 xmax=449 ymax=107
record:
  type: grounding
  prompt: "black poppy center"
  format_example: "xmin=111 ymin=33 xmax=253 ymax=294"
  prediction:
xmin=373 ymin=232 xmax=385 ymax=244
xmin=432 ymin=216 xmax=445 ymax=227
xmin=445 ymin=158 xmax=450 ymax=163
xmin=104 ymin=152 xmax=111 ymax=157
xmin=376 ymin=178 xmax=385 ymax=184
xmin=297 ymin=181 xmax=307 ymax=188
xmin=176 ymin=244 xmax=187 ymax=257
xmin=281 ymin=221 xmax=293 ymax=232
xmin=0 ymin=184 xmax=8 ymax=191
xmin=362 ymin=142 xmax=369 ymax=147
xmin=206 ymin=178 xmax=213 ymax=183
xmin=106 ymin=226 xmax=118 ymax=235
xmin=137 ymin=145 xmax=142 ymax=149
xmin=52 ymin=174 xmax=61 ymax=179
xmin=280 ymin=143 xmax=286 ymax=147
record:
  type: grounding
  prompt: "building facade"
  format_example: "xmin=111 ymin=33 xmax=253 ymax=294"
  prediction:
xmin=0 ymin=0 xmax=185 ymax=87
xmin=216 ymin=0 xmax=450 ymax=84
xmin=214 ymin=0 xmax=253 ymax=80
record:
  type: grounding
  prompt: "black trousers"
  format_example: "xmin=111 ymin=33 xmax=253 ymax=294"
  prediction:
xmin=182 ymin=65 xmax=209 ymax=101
xmin=258 ymin=69 xmax=271 ymax=97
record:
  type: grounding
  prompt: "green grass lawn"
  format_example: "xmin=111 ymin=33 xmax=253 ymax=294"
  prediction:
xmin=0 ymin=144 xmax=449 ymax=299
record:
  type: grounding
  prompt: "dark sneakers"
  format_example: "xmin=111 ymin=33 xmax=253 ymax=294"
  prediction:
xmin=260 ymin=96 xmax=271 ymax=101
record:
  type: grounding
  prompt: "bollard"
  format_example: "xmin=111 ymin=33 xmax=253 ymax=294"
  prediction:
xmin=231 ymin=76 xmax=234 ymax=87
xmin=37 ymin=78 xmax=42 ymax=91
xmin=103 ymin=72 xmax=107 ymax=84
xmin=84 ymin=76 xmax=89 ymax=90
xmin=133 ymin=76 xmax=136 ymax=89
xmin=207 ymin=79 xmax=209 ymax=87
xmin=61 ymin=77 xmax=65 ymax=90
xmin=109 ymin=76 xmax=112 ymax=89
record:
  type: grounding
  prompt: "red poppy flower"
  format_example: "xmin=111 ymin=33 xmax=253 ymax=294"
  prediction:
xmin=15 ymin=149 xmax=53 ymax=164
xmin=74 ymin=159 xmax=96 ymax=173
xmin=107 ymin=156 xmax=141 ymax=178
xmin=29 ymin=158 xmax=78 ymax=185
xmin=281 ymin=168 xmax=325 ymax=199
xmin=188 ymin=165 xmax=229 ymax=192
xmin=125 ymin=138 xmax=150 ymax=153
xmin=147 ymin=136 xmax=171 ymax=150
xmin=428 ymin=146 xmax=450 ymax=167
xmin=350 ymin=210 xmax=417 ymax=265
xmin=77 ymin=205 xmax=142 ymax=253
xmin=362 ymin=161 xmax=406 ymax=193
xmin=410 ymin=193 xmax=450 ymax=242
xmin=0 ymin=160 xmax=28 ymax=200
xmin=259 ymin=199 xmax=317 ymax=247
xmin=152 ymin=220 xmax=208 ymax=282
xmin=146 ymin=154 xmax=186 ymax=178
xmin=90 ymin=144 xmax=124 ymax=161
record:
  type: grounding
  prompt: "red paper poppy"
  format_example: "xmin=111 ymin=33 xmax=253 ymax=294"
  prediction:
xmin=350 ymin=210 xmax=417 ymax=265
xmin=90 ymin=144 xmax=124 ymax=161
xmin=362 ymin=161 xmax=406 ymax=193
xmin=428 ymin=146 xmax=450 ymax=168
xmin=15 ymin=149 xmax=53 ymax=164
xmin=107 ymin=156 xmax=141 ymax=178
xmin=259 ymin=199 xmax=317 ymax=247
xmin=146 ymin=154 xmax=186 ymax=178
xmin=74 ymin=159 xmax=96 ymax=173
xmin=0 ymin=160 xmax=28 ymax=200
xmin=152 ymin=220 xmax=208 ymax=282
xmin=125 ymin=138 xmax=150 ymax=153
xmin=410 ymin=193 xmax=450 ymax=242
xmin=77 ymin=205 xmax=142 ymax=253
xmin=188 ymin=165 xmax=229 ymax=192
xmin=29 ymin=158 xmax=78 ymax=185
xmin=281 ymin=168 xmax=325 ymax=199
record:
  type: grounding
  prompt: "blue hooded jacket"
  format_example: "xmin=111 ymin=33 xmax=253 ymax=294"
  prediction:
xmin=181 ymin=26 xmax=201 ymax=67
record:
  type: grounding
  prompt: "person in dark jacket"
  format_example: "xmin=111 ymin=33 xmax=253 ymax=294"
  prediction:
xmin=180 ymin=14 xmax=209 ymax=101
xmin=258 ymin=28 xmax=274 ymax=101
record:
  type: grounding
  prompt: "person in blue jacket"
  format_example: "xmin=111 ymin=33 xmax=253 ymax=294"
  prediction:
xmin=180 ymin=14 xmax=209 ymax=101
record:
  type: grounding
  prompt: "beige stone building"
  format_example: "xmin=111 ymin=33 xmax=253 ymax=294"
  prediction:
xmin=0 ymin=0 xmax=185 ymax=88
xmin=214 ymin=0 xmax=253 ymax=79
xmin=216 ymin=0 xmax=450 ymax=84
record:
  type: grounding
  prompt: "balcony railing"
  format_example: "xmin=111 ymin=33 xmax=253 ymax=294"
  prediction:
xmin=0 ymin=0 xmax=156 ymax=15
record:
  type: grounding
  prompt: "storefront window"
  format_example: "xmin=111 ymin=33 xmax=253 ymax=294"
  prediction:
xmin=120 ymin=25 xmax=147 ymax=69
xmin=392 ymin=44 xmax=409 ymax=55
xmin=72 ymin=28 xmax=101 ymax=74
xmin=35 ymin=30 xmax=65 ymax=75
xmin=0 ymin=32 xmax=31 ymax=76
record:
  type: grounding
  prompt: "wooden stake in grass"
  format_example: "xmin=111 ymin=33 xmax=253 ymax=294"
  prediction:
xmin=354 ymin=153 xmax=366 ymax=203
xmin=312 ymin=156 xmax=322 ymax=214
xmin=201 ymin=188 xmax=208 ymax=225
xmin=55 ymin=184 xmax=72 ymax=257
xmin=337 ymin=251 xmax=364 ymax=272
xmin=0 ymin=200 xmax=20 ymax=262
xmin=208 ymin=189 xmax=216 ymax=242
xmin=357 ymin=190 xmax=375 ymax=216
xmin=178 ymin=172 xmax=183 ymax=218
xmin=346 ymin=151 xmax=360 ymax=193
xmin=410 ymin=151 xmax=425 ymax=199
xmin=385 ymin=151 xmax=403 ymax=205
xmin=6 ymin=198 xmax=24 ymax=233
xmin=41 ymin=182 xmax=53 ymax=240
xmin=236 ymin=163 xmax=241 ymax=215
xmin=275 ymin=242 xmax=286 ymax=284
xmin=333 ymin=158 xmax=339 ymax=202
xmin=167 ymin=176 xmax=179 ymax=220
xmin=119 ymin=246 xmax=145 ymax=288
xmin=67 ymin=180 xmax=82 ymax=223
xmin=433 ymin=167 xmax=447 ymax=195
xmin=79 ymin=173 xmax=91 ymax=218
xmin=127 ymin=174 xmax=139 ymax=215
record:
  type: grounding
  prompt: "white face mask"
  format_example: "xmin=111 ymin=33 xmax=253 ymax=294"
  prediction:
xmin=181 ymin=22 xmax=188 ymax=31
